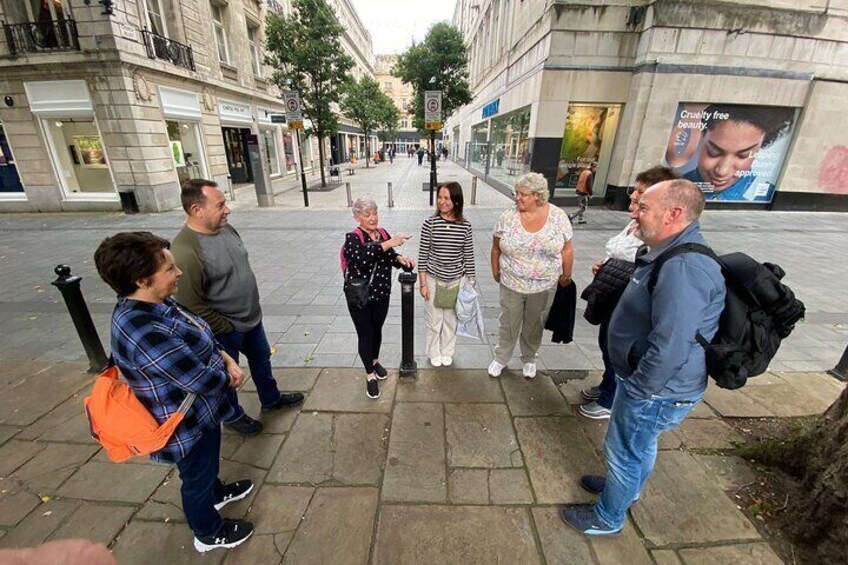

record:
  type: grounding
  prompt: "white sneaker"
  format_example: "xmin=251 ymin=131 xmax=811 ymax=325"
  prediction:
xmin=487 ymin=360 xmax=505 ymax=378
xmin=430 ymin=357 xmax=443 ymax=367
xmin=522 ymin=363 xmax=537 ymax=379
xmin=441 ymin=356 xmax=453 ymax=366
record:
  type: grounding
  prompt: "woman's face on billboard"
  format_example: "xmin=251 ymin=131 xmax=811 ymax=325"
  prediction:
xmin=696 ymin=120 xmax=765 ymax=192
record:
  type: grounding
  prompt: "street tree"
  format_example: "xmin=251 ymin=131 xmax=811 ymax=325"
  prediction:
xmin=265 ymin=0 xmax=353 ymax=187
xmin=394 ymin=22 xmax=471 ymax=200
xmin=376 ymin=96 xmax=401 ymax=151
xmin=340 ymin=77 xmax=396 ymax=168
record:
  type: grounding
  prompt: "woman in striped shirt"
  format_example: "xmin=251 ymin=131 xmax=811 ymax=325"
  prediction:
xmin=418 ymin=182 xmax=476 ymax=366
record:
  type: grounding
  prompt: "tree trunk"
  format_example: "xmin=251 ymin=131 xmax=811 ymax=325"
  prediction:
xmin=365 ymin=129 xmax=370 ymax=169
xmin=790 ymin=384 xmax=848 ymax=560
xmin=318 ymin=134 xmax=326 ymax=187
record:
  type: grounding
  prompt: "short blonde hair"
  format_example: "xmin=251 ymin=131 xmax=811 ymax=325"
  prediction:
xmin=352 ymin=197 xmax=377 ymax=217
xmin=515 ymin=172 xmax=550 ymax=203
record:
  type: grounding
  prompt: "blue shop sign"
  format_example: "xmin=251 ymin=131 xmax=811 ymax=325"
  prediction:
xmin=482 ymin=99 xmax=500 ymax=119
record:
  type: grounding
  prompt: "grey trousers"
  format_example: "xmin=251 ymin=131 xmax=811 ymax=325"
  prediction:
xmin=494 ymin=283 xmax=556 ymax=365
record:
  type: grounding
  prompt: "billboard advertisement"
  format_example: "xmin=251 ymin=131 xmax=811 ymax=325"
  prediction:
xmin=555 ymin=105 xmax=621 ymax=195
xmin=664 ymin=103 xmax=798 ymax=203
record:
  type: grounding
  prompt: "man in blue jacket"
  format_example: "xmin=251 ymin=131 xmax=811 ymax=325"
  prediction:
xmin=561 ymin=179 xmax=726 ymax=535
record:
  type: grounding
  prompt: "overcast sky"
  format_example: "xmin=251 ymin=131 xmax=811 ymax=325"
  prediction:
xmin=350 ymin=0 xmax=457 ymax=55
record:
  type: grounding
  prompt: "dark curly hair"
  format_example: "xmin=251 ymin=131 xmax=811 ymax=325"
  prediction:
xmin=94 ymin=232 xmax=170 ymax=297
xmin=702 ymin=104 xmax=795 ymax=149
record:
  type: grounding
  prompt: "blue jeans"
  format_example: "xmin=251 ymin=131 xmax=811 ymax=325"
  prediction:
xmin=216 ymin=320 xmax=281 ymax=418
xmin=596 ymin=320 xmax=616 ymax=409
xmin=176 ymin=425 xmax=224 ymax=537
xmin=595 ymin=381 xmax=703 ymax=530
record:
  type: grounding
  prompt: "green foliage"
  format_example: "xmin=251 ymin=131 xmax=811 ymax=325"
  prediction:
xmin=340 ymin=77 xmax=397 ymax=166
xmin=264 ymin=0 xmax=354 ymax=182
xmin=393 ymin=22 xmax=472 ymax=132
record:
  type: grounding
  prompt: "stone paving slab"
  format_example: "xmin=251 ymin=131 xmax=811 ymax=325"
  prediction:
xmin=0 ymin=425 xmax=19 ymax=446
xmin=488 ymin=469 xmax=534 ymax=504
xmin=395 ymin=369 xmax=503 ymax=403
xmin=49 ymin=502 xmax=135 ymax=546
xmin=246 ymin=485 xmax=314 ymax=537
xmin=692 ymin=454 xmax=759 ymax=492
xmin=0 ymin=498 xmax=80 ymax=549
xmin=282 ymin=487 xmax=378 ymax=565
xmin=673 ymin=418 xmax=745 ymax=450
xmin=532 ymin=506 xmax=595 ymax=564
xmin=373 ymin=505 xmax=540 ymax=564
xmin=514 ymin=417 xmax=603 ymax=504
xmin=448 ymin=469 xmax=489 ymax=504
xmin=0 ymin=486 xmax=41 ymax=528
xmin=0 ymin=439 xmax=43 ymax=477
xmin=446 ymin=403 xmax=522 ymax=468
xmin=0 ymin=362 xmax=90 ymax=427
xmin=242 ymin=367 xmax=321 ymax=393
xmin=500 ymin=374 xmax=571 ymax=416
xmin=111 ymin=521 xmax=225 ymax=565
xmin=677 ymin=542 xmax=784 ymax=564
xmin=302 ymin=368 xmax=396 ymax=413
xmin=229 ymin=434 xmax=287 ymax=470
xmin=382 ymin=402 xmax=446 ymax=502
xmin=267 ymin=413 xmax=388 ymax=486
xmin=11 ymin=442 xmax=99 ymax=490
xmin=631 ymin=451 xmax=761 ymax=546
xmin=56 ymin=461 xmax=170 ymax=503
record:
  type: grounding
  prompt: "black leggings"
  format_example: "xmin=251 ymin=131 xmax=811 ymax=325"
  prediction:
xmin=348 ymin=299 xmax=390 ymax=374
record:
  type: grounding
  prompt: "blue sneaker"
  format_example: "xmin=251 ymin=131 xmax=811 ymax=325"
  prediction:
xmin=559 ymin=505 xmax=622 ymax=536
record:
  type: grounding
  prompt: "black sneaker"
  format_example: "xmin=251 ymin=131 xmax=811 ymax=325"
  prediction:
xmin=373 ymin=363 xmax=388 ymax=380
xmin=193 ymin=519 xmax=254 ymax=553
xmin=224 ymin=414 xmax=263 ymax=437
xmin=261 ymin=392 xmax=305 ymax=413
xmin=366 ymin=378 xmax=380 ymax=399
xmin=214 ymin=479 xmax=254 ymax=510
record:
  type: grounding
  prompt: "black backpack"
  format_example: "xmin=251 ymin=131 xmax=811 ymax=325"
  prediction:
xmin=648 ymin=243 xmax=805 ymax=390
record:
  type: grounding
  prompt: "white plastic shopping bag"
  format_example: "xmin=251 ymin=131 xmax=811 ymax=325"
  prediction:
xmin=456 ymin=281 xmax=485 ymax=340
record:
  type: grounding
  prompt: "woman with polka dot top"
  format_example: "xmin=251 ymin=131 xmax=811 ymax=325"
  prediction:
xmin=343 ymin=197 xmax=415 ymax=399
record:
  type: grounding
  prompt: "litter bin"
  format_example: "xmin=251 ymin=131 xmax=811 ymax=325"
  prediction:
xmin=119 ymin=191 xmax=139 ymax=214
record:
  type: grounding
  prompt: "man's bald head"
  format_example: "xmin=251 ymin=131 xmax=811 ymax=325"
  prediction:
xmin=655 ymin=179 xmax=706 ymax=222
xmin=631 ymin=179 xmax=706 ymax=246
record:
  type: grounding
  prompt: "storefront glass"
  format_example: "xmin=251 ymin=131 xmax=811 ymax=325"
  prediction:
xmin=166 ymin=120 xmax=206 ymax=185
xmin=469 ymin=121 xmax=489 ymax=172
xmin=282 ymin=132 xmax=296 ymax=172
xmin=0 ymin=123 xmax=24 ymax=194
xmin=222 ymin=127 xmax=253 ymax=183
xmin=489 ymin=105 xmax=531 ymax=186
xmin=43 ymin=119 xmax=113 ymax=195
xmin=261 ymin=128 xmax=281 ymax=176
xmin=554 ymin=104 xmax=621 ymax=197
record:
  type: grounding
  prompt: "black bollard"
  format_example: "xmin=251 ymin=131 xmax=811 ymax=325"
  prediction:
xmin=51 ymin=265 xmax=108 ymax=373
xmin=828 ymin=342 xmax=848 ymax=382
xmin=398 ymin=265 xmax=418 ymax=378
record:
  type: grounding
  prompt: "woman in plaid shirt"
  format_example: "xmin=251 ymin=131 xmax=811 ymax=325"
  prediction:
xmin=95 ymin=232 xmax=254 ymax=553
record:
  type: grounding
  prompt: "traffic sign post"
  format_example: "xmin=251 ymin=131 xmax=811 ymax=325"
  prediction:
xmin=424 ymin=91 xmax=442 ymax=205
xmin=284 ymin=91 xmax=309 ymax=207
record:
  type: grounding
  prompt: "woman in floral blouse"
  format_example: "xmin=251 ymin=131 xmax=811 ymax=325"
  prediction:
xmin=489 ymin=173 xmax=574 ymax=380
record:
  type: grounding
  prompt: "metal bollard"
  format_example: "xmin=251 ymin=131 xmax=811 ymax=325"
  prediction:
xmin=51 ymin=265 xmax=108 ymax=373
xmin=398 ymin=266 xmax=418 ymax=378
xmin=828 ymin=342 xmax=848 ymax=382
xmin=387 ymin=182 xmax=394 ymax=208
xmin=471 ymin=176 xmax=477 ymax=205
xmin=345 ymin=182 xmax=352 ymax=207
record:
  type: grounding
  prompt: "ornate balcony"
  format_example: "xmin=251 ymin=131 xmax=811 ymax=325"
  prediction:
xmin=141 ymin=29 xmax=195 ymax=72
xmin=3 ymin=19 xmax=80 ymax=55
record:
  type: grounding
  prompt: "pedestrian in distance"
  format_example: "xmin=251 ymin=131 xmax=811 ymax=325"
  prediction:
xmin=343 ymin=197 xmax=415 ymax=399
xmin=560 ymin=179 xmax=725 ymax=536
xmin=418 ymin=182 xmax=476 ymax=367
xmin=579 ymin=166 xmax=677 ymax=420
xmin=417 ymin=146 xmax=425 ymax=166
xmin=171 ymin=179 xmax=304 ymax=438
xmin=570 ymin=162 xmax=596 ymax=224
xmin=489 ymin=172 xmax=574 ymax=380
xmin=94 ymin=231 xmax=255 ymax=553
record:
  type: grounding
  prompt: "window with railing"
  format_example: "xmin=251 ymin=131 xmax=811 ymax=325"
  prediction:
xmin=145 ymin=0 xmax=167 ymax=37
xmin=3 ymin=19 xmax=80 ymax=54
xmin=141 ymin=29 xmax=195 ymax=71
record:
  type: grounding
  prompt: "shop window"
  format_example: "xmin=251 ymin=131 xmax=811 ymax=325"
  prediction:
xmin=0 ymin=122 xmax=25 ymax=194
xmin=211 ymin=3 xmax=229 ymax=64
xmin=42 ymin=119 xmax=113 ymax=195
xmin=488 ymin=105 xmax=531 ymax=186
xmin=469 ymin=120 xmax=490 ymax=172
xmin=262 ymin=128 xmax=281 ymax=176
xmin=282 ymin=132 xmax=296 ymax=172
xmin=554 ymin=104 xmax=621 ymax=197
xmin=166 ymin=120 xmax=206 ymax=185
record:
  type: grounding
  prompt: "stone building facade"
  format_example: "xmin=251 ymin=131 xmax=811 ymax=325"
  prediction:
xmin=0 ymin=0 xmax=375 ymax=213
xmin=374 ymin=54 xmax=424 ymax=154
xmin=445 ymin=0 xmax=848 ymax=210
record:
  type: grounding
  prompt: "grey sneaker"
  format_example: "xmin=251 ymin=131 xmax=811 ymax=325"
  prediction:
xmin=579 ymin=401 xmax=611 ymax=420
xmin=581 ymin=386 xmax=601 ymax=401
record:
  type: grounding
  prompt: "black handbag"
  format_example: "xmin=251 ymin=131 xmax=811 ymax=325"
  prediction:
xmin=344 ymin=259 xmax=378 ymax=309
xmin=580 ymin=258 xmax=635 ymax=325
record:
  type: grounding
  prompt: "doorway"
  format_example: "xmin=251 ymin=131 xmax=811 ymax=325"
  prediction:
xmin=222 ymin=127 xmax=253 ymax=184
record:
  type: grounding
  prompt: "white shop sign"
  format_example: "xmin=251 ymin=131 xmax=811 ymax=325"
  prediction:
xmin=24 ymin=80 xmax=93 ymax=118
xmin=218 ymin=99 xmax=253 ymax=126
xmin=160 ymin=87 xmax=202 ymax=121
